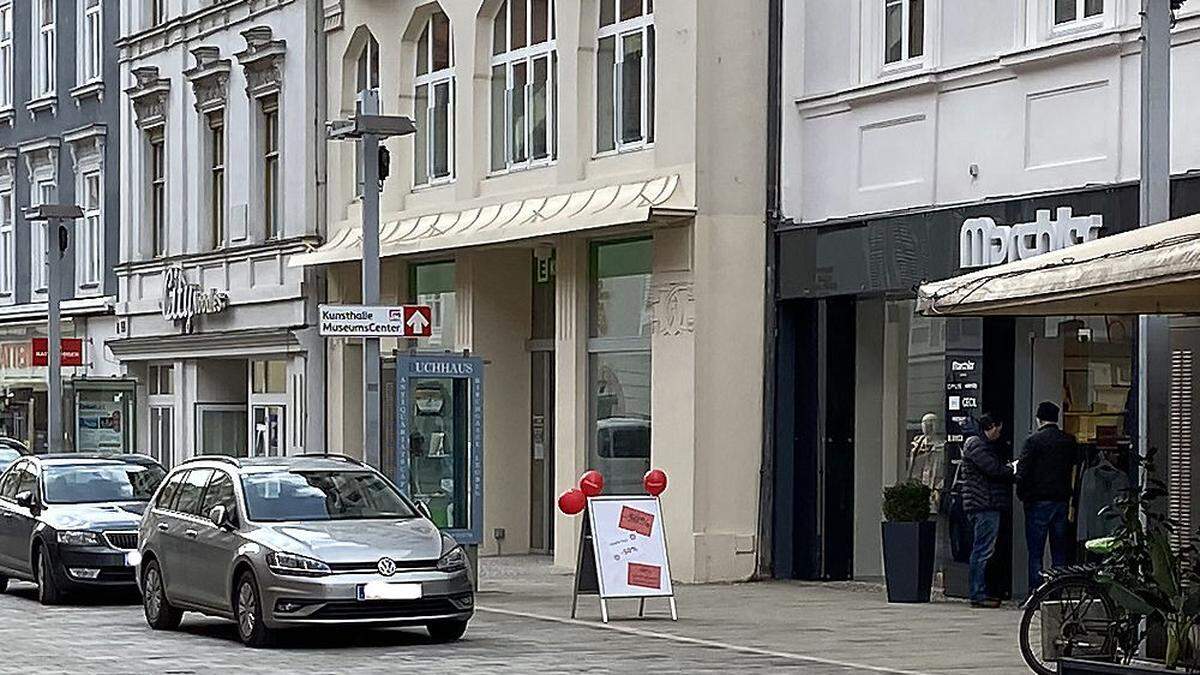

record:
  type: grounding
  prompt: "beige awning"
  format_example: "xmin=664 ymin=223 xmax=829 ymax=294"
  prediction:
xmin=291 ymin=174 xmax=692 ymax=268
xmin=917 ymin=213 xmax=1200 ymax=316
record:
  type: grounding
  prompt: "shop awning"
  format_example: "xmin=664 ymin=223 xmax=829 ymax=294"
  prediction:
xmin=289 ymin=174 xmax=692 ymax=268
xmin=917 ymin=213 xmax=1200 ymax=316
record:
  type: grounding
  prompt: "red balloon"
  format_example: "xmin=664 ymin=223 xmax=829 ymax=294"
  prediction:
xmin=579 ymin=470 xmax=605 ymax=497
xmin=558 ymin=488 xmax=586 ymax=515
xmin=643 ymin=469 xmax=668 ymax=496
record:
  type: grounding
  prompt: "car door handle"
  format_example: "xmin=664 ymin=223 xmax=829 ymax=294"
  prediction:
xmin=157 ymin=523 xmax=169 ymax=532
xmin=184 ymin=529 xmax=198 ymax=539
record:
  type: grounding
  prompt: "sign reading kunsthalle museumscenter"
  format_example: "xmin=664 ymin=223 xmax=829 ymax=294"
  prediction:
xmin=161 ymin=267 xmax=229 ymax=332
xmin=319 ymin=305 xmax=433 ymax=338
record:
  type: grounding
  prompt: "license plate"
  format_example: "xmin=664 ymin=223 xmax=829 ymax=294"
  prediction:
xmin=357 ymin=582 xmax=422 ymax=601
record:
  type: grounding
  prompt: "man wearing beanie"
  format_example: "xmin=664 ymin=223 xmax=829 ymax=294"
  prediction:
xmin=1016 ymin=401 xmax=1078 ymax=596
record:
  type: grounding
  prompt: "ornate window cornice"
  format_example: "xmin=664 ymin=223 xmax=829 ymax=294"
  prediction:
xmin=185 ymin=46 xmax=231 ymax=114
xmin=0 ymin=148 xmax=18 ymax=186
xmin=17 ymin=137 xmax=60 ymax=185
xmin=126 ymin=66 xmax=171 ymax=130
xmin=63 ymin=124 xmax=107 ymax=171
xmin=236 ymin=26 xmax=286 ymax=99
xmin=324 ymin=0 xmax=344 ymax=32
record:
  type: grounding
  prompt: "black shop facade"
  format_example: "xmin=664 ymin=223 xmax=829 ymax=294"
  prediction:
xmin=768 ymin=178 xmax=1200 ymax=599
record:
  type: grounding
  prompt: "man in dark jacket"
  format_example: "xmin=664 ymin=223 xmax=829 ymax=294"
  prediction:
xmin=957 ymin=414 xmax=1013 ymax=608
xmin=1016 ymin=401 xmax=1078 ymax=594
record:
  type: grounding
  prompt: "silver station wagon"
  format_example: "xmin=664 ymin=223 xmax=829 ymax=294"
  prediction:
xmin=136 ymin=454 xmax=473 ymax=647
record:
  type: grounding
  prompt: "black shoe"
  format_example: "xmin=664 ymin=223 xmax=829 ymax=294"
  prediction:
xmin=970 ymin=599 xmax=1001 ymax=609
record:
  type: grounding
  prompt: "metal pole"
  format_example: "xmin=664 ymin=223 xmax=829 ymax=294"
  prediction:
xmin=359 ymin=90 xmax=382 ymax=469
xmin=46 ymin=218 xmax=62 ymax=453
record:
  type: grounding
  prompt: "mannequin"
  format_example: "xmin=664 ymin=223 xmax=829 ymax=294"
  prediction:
xmin=908 ymin=412 xmax=946 ymax=511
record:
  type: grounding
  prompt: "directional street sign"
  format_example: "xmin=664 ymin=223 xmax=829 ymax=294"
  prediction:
xmin=318 ymin=304 xmax=433 ymax=338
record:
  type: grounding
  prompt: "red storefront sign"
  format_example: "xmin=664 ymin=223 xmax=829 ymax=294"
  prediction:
xmin=31 ymin=338 xmax=83 ymax=367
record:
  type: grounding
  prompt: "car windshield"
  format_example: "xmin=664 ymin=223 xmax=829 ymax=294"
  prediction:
xmin=42 ymin=464 xmax=166 ymax=504
xmin=240 ymin=470 xmax=418 ymax=522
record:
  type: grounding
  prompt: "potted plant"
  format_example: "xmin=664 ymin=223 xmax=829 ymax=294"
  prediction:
xmin=881 ymin=480 xmax=936 ymax=603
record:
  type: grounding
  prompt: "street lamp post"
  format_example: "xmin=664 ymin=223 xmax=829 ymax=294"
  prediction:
xmin=327 ymin=91 xmax=416 ymax=469
xmin=25 ymin=203 xmax=83 ymax=454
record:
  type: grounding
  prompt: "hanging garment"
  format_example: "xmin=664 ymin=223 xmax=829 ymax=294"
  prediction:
xmin=1077 ymin=460 xmax=1130 ymax=540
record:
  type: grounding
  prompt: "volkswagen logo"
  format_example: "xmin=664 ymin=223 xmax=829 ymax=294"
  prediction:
xmin=377 ymin=557 xmax=397 ymax=577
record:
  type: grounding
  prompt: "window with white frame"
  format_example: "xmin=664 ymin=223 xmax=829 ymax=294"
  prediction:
xmin=1054 ymin=0 xmax=1103 ymax=26
xmin=414 ymin=10 xmax=454 ymax=186
xmin=80 ymin=0 xmax=101 ymax=84
xmin=149 ymin=0 xmax=167 ymax=27
xmin=354 ymin=34 xmax=379 ymax=197
xmin=33 ymin=0 xmax=56 ymax=97
xmin=30 ymin=179 xmax=56 ymax=293
xmin=208 ymin=111 xmax=225 ymax=249
xmin=78 ymin=170 xmax=101 ymax=287
xmin=261 ymin=94 xmax=280 ymax=239
xmin=0 ymin=2 xmax=12 ymax=109
xmin=147 ymin=363 xmax=174 ymax=468
xmin=148 ymin=129 xmax=166 ymax=257
xmin=490 ymin=0 xmax=557 ymax=172
xmin=596 ymin=0 xmax=654 ymax=153
xmin=0 ymin=188 xmax=12 ymax=296
xmin=883 ymin=0 xmax=923 ymax=65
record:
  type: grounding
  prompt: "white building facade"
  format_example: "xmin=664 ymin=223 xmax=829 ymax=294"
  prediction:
xmin=774 ymin=0 xmax=1200 ymax=598
xmin=112 ymin=0 xmax=325 ymax=468
xmin=307 ymin=0 xmax=768 ymax=582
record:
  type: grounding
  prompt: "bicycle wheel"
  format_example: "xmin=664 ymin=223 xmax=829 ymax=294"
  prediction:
xmin=1019 ymin=575 xmax=1119 ymax=675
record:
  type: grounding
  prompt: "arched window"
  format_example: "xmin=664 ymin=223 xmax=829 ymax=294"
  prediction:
xmin=490 ymin=0 xmax=556 ymax=172
xmin=354 ymin=34 xmax=379 ymax=196
xmin=414 ymin=9 xmax=454 ymax=186
xmin=596 ymin=0 xmax=654 ymax=153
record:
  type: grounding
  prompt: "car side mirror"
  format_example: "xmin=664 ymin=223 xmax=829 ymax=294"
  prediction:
xmin=416 ymin=501 xmax=432 ymax=520
xmin=208 ymin=504 xmax=231 ymax=530
xmin=14 ymin=491 xmax=33 ymax=510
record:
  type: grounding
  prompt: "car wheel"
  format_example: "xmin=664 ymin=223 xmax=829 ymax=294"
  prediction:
xmin=426 ymin=619 xmax=469 ymax=642
xmin=234 ymin=572 xmax=274 ymax=648
xmin=142 ymin=561 xmax=182 ymax=631
xmin=35 ymin=549 xmax=62 ymax=606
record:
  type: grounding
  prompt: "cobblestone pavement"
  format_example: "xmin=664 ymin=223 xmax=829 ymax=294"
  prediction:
xmin=0 ymin=582 xmax=876 ymax=674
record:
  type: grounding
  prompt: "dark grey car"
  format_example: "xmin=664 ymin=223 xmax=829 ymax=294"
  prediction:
xmin=137 ymin=455 xmax=473 ymax=647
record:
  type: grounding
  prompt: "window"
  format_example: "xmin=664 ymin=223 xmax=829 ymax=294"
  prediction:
xmin=884 ymin=0 xmax=923 ymax=65
xmin=252 ymin=360 xmax=286 ymax=394
xmin=596 ymin=0 xmax=654 ymax=153
xmin=261 ymin=95 xmax=280 ymax=239
xmin=410 ymin=261 xmax=456 ymax=349
xmin=78 ymin=171 xmax=101 ymax=287
xmin=30 ymin=180 xmax=55 ymax=294
xmin=0 ymin=189 xmax=12 ymax=295
xmin=148 ymin=363 xmax=174 ymax=468
xmin=150 ymin=0 xmax=167 ymax=27
xmin=153 ymin=470 xmax=184 ymax=509
xmin=588 ymin=239 xmax=653 ymax=496
xmin=148 ymin=363 xmax=173 ymax=395
xmin=490 ymin=0 xmax=557 ymax=172
xmin=1055 ymin=0 xmax=1104 ymax=25
xmin=148 ymin=130 xmax=166 ymax=257
xmin=0 ymin=2 xmax=12 ymax=109
xmin=199 ymin=471 xmax=236 ymax=518
xmin=208 ymin=112 xmax=225 ymax=248
xmin=81 ymin=0 xmax=101 ymax=83
xmin=34 ymin=0 xmax=55 ymax=97
xmin=414 ymin=10 xmax=454 ymax=186
xmin=354 ymin=35 xmax=379 ymax=197
xmin=173 ymin=468 xmax=214 ymax=516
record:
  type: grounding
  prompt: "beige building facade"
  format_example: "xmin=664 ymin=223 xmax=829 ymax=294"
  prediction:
xmin=306 ymin=0 xmax=767 ymax=582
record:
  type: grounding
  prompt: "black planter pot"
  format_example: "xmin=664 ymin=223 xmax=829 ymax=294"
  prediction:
xmin=1059 ymin=658 xmax=1175 ymax=674
xmin=881 ymin=520 xmax=936 ymax=603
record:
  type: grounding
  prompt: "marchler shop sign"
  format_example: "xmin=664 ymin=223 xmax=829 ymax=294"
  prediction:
xmin=161 ymin=267 xmax=229 ymax=332
xmin=959 ymin=207 xmax=1103 ymax=269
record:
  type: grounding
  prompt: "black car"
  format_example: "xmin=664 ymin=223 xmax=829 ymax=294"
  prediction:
xmin=0 ymin=438 xmax=30 ymax=470
xmin=0 ymin=454 xmax=165 ymax=604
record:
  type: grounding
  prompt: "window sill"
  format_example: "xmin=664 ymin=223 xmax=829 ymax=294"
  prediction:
xmin=412 ymin=177 xmax=456 ymax=193
xmin=1049 ymin=17 xmax=1106 ymax=40
xmin=70 ymin=81 xmax=104 ymax=106
xmin=486 ymin=159 xmax=558 ymax=179
xmin=26 ymin=95 xmax=56 ymax=119
xmin=880 ymin=58 xmax=927 ymax=79
xmin=78 ymin=281 xmax=101 ymax=291
xmin=592 ymin=142 xmax=654 ymax=160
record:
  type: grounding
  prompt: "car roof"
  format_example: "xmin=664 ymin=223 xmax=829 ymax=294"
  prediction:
xmin=32 ymin=453 xmax=161 ymax=467
xmin=178 ymin=454 xmax=370 ymax=473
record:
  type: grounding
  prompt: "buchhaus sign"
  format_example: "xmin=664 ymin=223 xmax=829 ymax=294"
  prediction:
xmin=959 ymin=207 xmax=1102 ymax=269
xmin=161 ymin=267 xmax=229 ymax=332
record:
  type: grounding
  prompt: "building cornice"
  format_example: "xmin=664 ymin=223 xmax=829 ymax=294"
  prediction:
xmin=113 ymin=235 xmax=320 ymax=276
xmin=117 ymin=0 xmax=296 ymax=64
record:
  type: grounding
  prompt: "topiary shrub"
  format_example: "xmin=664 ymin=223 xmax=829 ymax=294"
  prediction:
xmin=883 ymin=481 xmax=932 ymax=522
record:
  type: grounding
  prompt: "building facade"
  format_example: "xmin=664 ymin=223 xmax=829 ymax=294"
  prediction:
xmin=0 ymin=0 xmax=126 ymax=453
xmin=111 ymin=0 xmax=325 ymax=468
xmin=773 ymin=0 xmax=1200 ymax=598
xmin=305 ymin=0 xmax=768 ymax=581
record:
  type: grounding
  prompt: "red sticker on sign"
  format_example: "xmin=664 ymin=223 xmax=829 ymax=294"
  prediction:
xmin=627 ymin=562 xmax=661 ymax=589
xmin=618 ymin=506 xmax=654 ymax=537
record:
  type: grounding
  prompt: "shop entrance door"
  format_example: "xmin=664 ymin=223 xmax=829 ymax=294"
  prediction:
xmin=529 ymin=350 xmax=555 ymax=553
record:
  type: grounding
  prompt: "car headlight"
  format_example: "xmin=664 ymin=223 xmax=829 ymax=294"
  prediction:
xmin=266 ymin=551 xmax=331 ymax=577
xmin=438 ymin=533 xmax=468 ymax=572
xmin=57 ymin=530 xmax=102 ymax=546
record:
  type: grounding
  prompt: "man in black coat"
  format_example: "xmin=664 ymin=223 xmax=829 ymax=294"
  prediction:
xmin=1016 ymin=401 xmax=1078 ymax=594
xmin=956 ymin=414 xmax=1013 ymax=608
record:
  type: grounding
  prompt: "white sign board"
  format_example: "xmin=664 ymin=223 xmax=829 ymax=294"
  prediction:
xmin=587 ymin=496 xmax=674 ymax=599
xmin=318 ymin=304 xmax=433 ymax=338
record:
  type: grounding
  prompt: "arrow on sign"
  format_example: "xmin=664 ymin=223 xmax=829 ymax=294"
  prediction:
xmin=406 ymin=306 xmax=432 ymax=336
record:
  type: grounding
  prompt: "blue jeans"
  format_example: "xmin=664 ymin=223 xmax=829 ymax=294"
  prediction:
xmin=968 ymin=510 xmax=1001 ymax=602
xmin=1025 ymin=500 xmax=1070 ymax=592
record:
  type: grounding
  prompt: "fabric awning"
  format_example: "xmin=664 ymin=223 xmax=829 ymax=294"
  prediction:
xmin=917 ymin=213 xmax=1200 ymax=316
xmin=290 ymin=174 xmax=692 ymax=268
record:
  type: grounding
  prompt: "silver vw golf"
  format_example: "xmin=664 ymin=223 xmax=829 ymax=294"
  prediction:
xmin=136 ymin=454 xmax=473 ymax=647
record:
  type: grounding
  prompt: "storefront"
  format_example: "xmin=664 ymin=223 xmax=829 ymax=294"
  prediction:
xmin=770 ymin=178 xmax=1200 ymax=597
